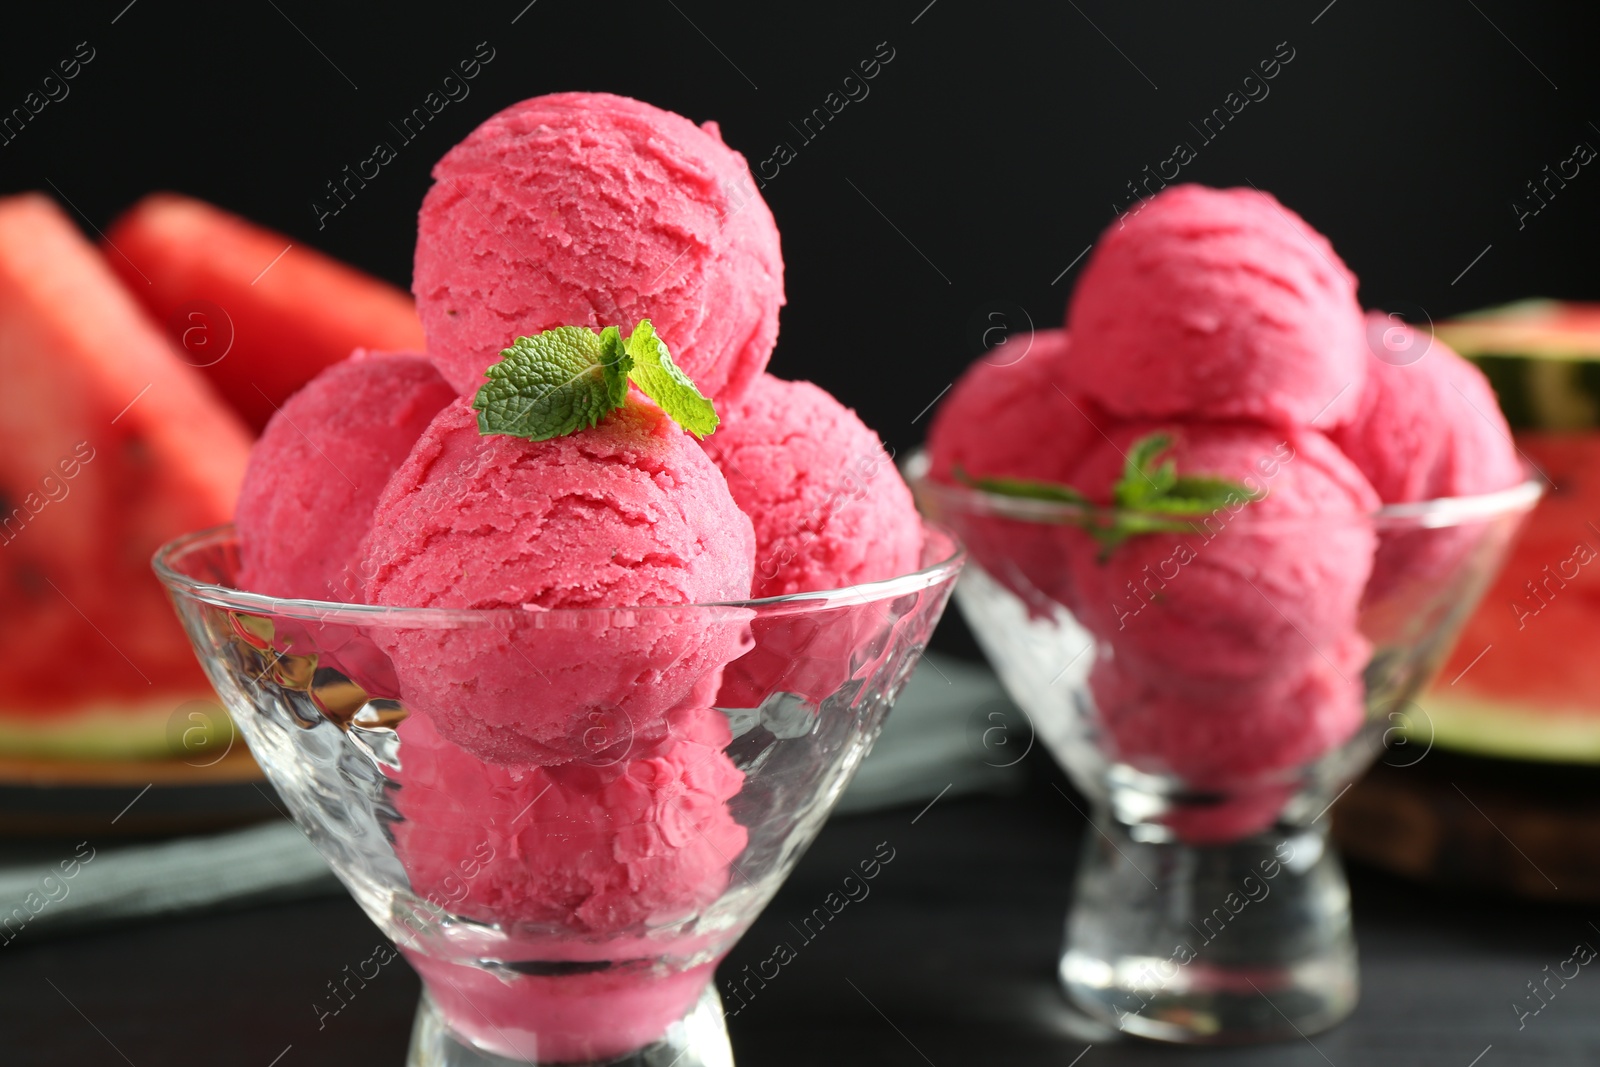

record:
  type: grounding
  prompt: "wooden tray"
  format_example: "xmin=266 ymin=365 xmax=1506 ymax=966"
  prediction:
xmin=1333 ymin=747 xmax=1600 ymax=902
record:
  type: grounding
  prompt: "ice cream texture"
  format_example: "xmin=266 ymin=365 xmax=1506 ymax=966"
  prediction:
xmin=235 ymin=352 xmax=455 ymax=601
xmin=392 ymin=704 xmax=746 ymax=935
xmin=1333 ymin=313 xmax=1523 ymax=502
xmin=705 ymin=374 xmax=921 ymax=598
xmin=414 ymin=92 xmax=784 ymax=400
xmin=1091 ymin=631 xmax=1370 ymax=788
xmin=360 ymin=397 xmax=755 ymax=764
xmin=1092 ymin=631 xmax=1369 ymax=842
xmin=925 ymin=329 xmax=1101 ymax=485
xmin=394 ymin=701 xmax=742 ymax=1065
xmin=924 ymin=329 xmax=1103 ymax=614
xmin=1064 ymin=184 xmax=1366 ymax=428
xmin=700 ymin=373 xmax=924 ymax=707
xmin=1065 ymin=422 xmax=1379 ymax=688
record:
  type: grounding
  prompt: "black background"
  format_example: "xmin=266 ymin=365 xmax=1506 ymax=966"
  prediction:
xmin=2 ymin=0 xmax=1596 ymax=462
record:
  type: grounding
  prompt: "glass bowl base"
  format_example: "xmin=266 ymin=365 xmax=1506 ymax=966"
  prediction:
xmin=1058 ymin=811 xmax=1358 ymax=1044
xmin=406 ymin=983 xmax=734 ymax=1066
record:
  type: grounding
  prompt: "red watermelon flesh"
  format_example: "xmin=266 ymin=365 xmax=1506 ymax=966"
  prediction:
xmin=1425 ymin=433 xmax=1600 ymax=761
xmin=0 ymin=193 xmax=252 ymax=756
xmin=103 ymin=193 xmax=425 ymax=432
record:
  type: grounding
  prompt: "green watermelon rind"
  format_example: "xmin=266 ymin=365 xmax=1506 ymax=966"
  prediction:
xmin=1415 ymin=693 xmax=1600 ymax=764
xmin=0 ymin=699 xmax=219 ymax=760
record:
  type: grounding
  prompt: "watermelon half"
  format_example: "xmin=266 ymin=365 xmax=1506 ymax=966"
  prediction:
xmin=103 ymin=193 xmax=426 ymax=432
xmin=0 ymin=193 xmax=251 ymax=757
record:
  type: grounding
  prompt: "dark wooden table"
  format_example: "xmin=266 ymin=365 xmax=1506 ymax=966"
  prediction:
xmin=3 ymin=764 xmax=1597 ymax=1066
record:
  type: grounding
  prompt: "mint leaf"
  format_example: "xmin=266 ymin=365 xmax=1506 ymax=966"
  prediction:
xmin=623 ymin=319 xmax=719 ymax=439
xmin=1168 ymin=475 xmax=1260 ymax=511
xmin=955 ymin=468 xmax=1089 ymax=503
xmin=1114 ymin=432 xmax=1177 ymax=508
xmin=955 ymin=429 xmax=1261 ymax=560
xmin=474 ymin=326 xmax=631 ymax=441
xmin=1112 ymin=433 xmax=1257 ymax=515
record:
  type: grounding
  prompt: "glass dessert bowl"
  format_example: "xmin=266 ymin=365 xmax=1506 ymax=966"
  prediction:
xmin=911 ymin=452 xmax=1540 ymax=1044
xmin=155 ymin=522 xmax=962 ymax=1066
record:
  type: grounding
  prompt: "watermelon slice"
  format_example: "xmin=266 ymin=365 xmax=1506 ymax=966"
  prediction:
xmin=1424 ymin=433 xmax=1600 ymax=762
xmin=1437 ymin=300 xmax=1600 ymax=431
xmin=1437 ymin=299 xmax=1600 ymax=362
xmin=103 ymin=193 xmax=426 ymax=431
xmin=0 ymin=193 xmax=251 ymax=757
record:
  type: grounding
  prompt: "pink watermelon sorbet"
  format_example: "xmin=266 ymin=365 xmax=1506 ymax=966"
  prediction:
xmin=406 ymin=954 xmax=718 ymax=1064
xmin=1091 ymin=631 xmax=1370 ymax=788
xmin=360 ymin=397 xmax=755 ymax=765
xmin=1064 ymin=185 xmax=1366 ymax=429
xmin=924 ymin=329 xmax=1105 ymax=614
xmin=235 ymin=352 xmax=455 ymax=601
xmin=1091 ymin=632 xmax=1368 ymax=843
xmin=385 ymin=617 xmax=751 ymax=1065
xmin=391 ymin=705 xmax=746 ymax=935
xmin=413 ymin=92 xmax=784 ymax=400
xmin=704 ymin=374 xmax=921 ymax=598
xmin=702 ymin=373 xmax=923 ymax=707
xmin=1333 ymin=313 xmax=1522 ymax=502
xmin=924 ymin=329 xmax=1102 ymax=485
xmin=917 ymin=182 xmax=1529 ymax=846
xmin=1333 ymin=314 xmax=1525 ymax=606
xmin=1065 ymin=422 xmax=1379 ymax=688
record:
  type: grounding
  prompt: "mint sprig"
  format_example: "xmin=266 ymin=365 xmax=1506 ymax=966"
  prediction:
xmin=473 ymin=319 xmax=717 ymax=442
xmin=956 ymin=432 xmax=1261 ymax=558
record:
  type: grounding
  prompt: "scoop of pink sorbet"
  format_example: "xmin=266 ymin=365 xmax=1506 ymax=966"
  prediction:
xmin=1093 ymin=631 xmax=1368 ymax=844
xmin=1066 ymin=422 xmax=1379 ymax=688
xmin=361 ymin=397 xmax=756 ymax=764
xmin=392 ymin=707 xmax=745 ymax=1062
xmin=704 ymin=374 xmax=921 ymax=598
xmin=1333 ymin=314 xmax=1522 ymax=502
xmin=925 ymin=329 xmax=1101 ymax=484
xmin=923 ymin=330 xmax=1106 ymax=615
xmin=391 ymin=703 xmax=746 ymax=935
xmin=414 ymin=92 xmax=784 ymax=399
xmin=235 ymin=351 xmax=456 ymax=601
xmin=702 ymin=374 xmax=923 ymax=707
xmin=1092 ymin=631 xmax=1370 ymax=789
xmin=1332 ymin=315 xmax=1525 ymax=607
xmin=1064 ymin=185 xmax=1366 ymax=428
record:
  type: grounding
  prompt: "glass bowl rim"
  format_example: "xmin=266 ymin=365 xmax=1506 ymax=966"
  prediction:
xmin=903 ymin=450 xmax=1545 ymax=532
xmin=152 ymin=521 xmax=966 ymax=626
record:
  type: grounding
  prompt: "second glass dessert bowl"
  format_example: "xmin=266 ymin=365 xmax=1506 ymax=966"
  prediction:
xmin=155 ymin=522 xmax=962 ymax=1067
xmin=912 ymin=453 xmax=1539 ymax=1044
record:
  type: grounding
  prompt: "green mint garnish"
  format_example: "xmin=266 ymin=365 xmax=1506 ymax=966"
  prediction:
xmin=473 ymin=319 xmax=717 ymax=442
xmin=1114 ymin=433 xmax=1259 ymax=516
xmin=1114 ymin=432 xmax=1179 ymax=509
xmin=957 ymin=432 xmax=1261 ymax=558
xmin=473 ymin=326 xmax=631 ymax=441
xmin=622 ymin=319 xmax=718 ymax=439
xmin=954 ymin=467 xmax=1088 ymax=504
